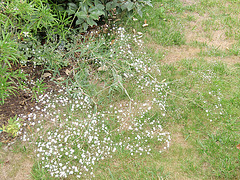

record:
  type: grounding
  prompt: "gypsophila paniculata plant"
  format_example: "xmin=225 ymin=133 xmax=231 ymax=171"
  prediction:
xmin=13 ymin=26 xmax=172 ymax=179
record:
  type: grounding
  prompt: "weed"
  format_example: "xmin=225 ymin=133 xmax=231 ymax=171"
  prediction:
xmin=0 ymin=115 xmax=23 ymax=137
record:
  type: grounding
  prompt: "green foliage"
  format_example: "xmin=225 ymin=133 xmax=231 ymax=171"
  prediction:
xmin=32 ymin=161 xmax=55 ymax=180
xmin=1 ymin=0 xmax=55 ymax=35
xmin=0 ymin=0 xmax=152 ymax=105
xmin=0 ymin=115 xmax=23 ymax=137
xmin=198 ymin=129 xmax=240 ymax=179
xmin=128 ymin=0 xmax=185 ymax=46
xmin=0 ymin=0 xmax=69 ymax=104
xmin=0 ymin=31 xmax=20 ymax=68
xmin=106 ymin=0 xmax=152 ymax=18
xmin=0 ymin=67 xmax=16 ymax=105
xmin=67 ymin=0 xmax=105 ymax=30
xmin=0 ymin=67 xmax=27 ymax=105
xmin=0 ymin=30 xmax=27 ymax=104
xmin=63 ymin=0 xmax=152 ymax=31
xmin=32 ymin=79 xmax=48 ymax=101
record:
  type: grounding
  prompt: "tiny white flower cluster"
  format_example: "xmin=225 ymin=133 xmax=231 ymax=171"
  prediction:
xmin=22 ymin=31 xmax=29 ymax=37
xmin=16 ymin=26 xmax=172 ymax=179
xmin=23 ymin=79 xmax=171 ymax=178
xmin=203 ymin=89 xmax=224 ymax=122
xmin=30 ymin=92 xmax=171 ymax=178
xmin=35 ymin=113 xmax=115 ymax=178
xmin=109 ymin=27 xmax=150 ymax=74
xmin=105 ymin=101 xmax=171 ymax=155
xmin=190 ymin=69 xmax=216 ymax=82
xmin=135 ymin=75 xmax=169 ymax=114
xmin=186 ymin=69 xmax=224 ymax=122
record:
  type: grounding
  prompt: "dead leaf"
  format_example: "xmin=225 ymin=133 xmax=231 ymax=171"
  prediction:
xmin=27 ymin=125 xmax=32 ymax=133
xmin=97 ymin=65 xmax=108 ymax=71
xmin=161 ymin=79 xmax=166 ymax=83
xmin=137 ymin=32 xmax=143 ymax=35
xmin=110 ymin=39 xmax=115 ymax=45
xmin=65 ymin=69 xmax=71 ymax=75
xmin=237 ymin=144 xmax=240 ymax=150
xmin=56 ymin=77 xmax=64 ymax=81
xmin=133 ymin=17 xmax=138 ymax=21
xmin=43 ymin=73 xmax=51 ymax=78
xmin=5 ymin=160 xmax=9 ymax=164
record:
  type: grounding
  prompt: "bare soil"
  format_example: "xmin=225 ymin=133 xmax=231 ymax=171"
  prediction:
xmin=148 ymin=1 xmax=238 ymax=65
xmin=184 ymin=12 xmax=236 ymax=50
xmin=163 ymin=45 xmax=200 ymax=64
xmin=0 ymin=152 xmax=33 ymax=180
xmin=0 ymin=64 xmax=70 ymax=143
xmin=181 ymin=0 xmax=198 ymax=6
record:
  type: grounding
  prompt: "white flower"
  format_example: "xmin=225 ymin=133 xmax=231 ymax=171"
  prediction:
xmin=22 ymin=31 xmax=29 ymax=37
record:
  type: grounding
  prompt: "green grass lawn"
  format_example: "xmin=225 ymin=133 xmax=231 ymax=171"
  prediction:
xmin=1 ymin=0 xmax=240 ymax=179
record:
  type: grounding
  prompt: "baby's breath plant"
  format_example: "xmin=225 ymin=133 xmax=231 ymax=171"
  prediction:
xmin=16 ymin=25 xmax=173 ymax=179
xmin=61 ymin=26 xmax=151 ymax=103
xmin=29 ymin=84 xmax=171 ymax=179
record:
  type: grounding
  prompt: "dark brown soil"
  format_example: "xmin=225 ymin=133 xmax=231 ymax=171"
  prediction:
xmin=0 ymin=63 xmax=70 ymax=143
xmin=0 ymin=90 xmax=37 ymax=143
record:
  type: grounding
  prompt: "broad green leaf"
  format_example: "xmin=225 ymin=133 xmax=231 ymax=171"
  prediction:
xmin=76 ymin=11 xmax=87 ymax=19
xmin=76 ymin=18 xmax=84 ymax=25
xmin=125 ymin=1 xmax=134 ymax=11
xmin=137 ymin=6 xmax=143 ymax=17
xmin=86 ymin=18 xmax=97 ymax=27
xmin=68 ymin=2 xmax=78 ymax=12
xmin=90 ymin=10 xmax=104 ymax=20
xmin=106 ymin=0 xmax=119 ymax=11
xmin=82 ymin=22 xmax=89 ymax=31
